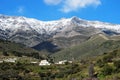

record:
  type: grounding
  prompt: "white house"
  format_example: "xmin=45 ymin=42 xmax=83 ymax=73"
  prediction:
xmin=0 ymin=61 xmax=3 ymax=63
xmin=39 ymin=60 xmax=51 ymax=66
xmin=68 ymin=61 xmax=73 ymax=63
xmin=55 ymin=60 xmax=67 ymax=64
xmin=4 ymin=58 xmax=17 ymax=63
xmin=31 ymin=61 xmax=38 ymax=64
xmin=55 ymin=60 xmax=73 ymax=64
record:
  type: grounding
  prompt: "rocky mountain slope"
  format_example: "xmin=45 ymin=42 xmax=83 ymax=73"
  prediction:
xmin=52 ymin=34 xmax=120 ymax=61
xmin=0 ymin=14 xmax=120 ymax=49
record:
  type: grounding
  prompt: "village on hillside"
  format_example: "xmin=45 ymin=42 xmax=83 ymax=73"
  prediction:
xmin=0 ymin=56 xmax=73 ymax=66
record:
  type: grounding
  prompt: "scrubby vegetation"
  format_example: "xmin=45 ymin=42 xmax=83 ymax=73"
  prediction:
xmin=52 ymin=35 xmax=120 ymax=61
xmin=0 ymin=39 xmax=46 ymax=59
xmin=1 ymin=39 xmax=120 ymax=80
xmin=0 ymin=48 xmax=120 ymax=80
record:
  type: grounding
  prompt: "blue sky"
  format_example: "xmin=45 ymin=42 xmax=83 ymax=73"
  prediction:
xmin=0 ymin=0 xmax=120 ymax=24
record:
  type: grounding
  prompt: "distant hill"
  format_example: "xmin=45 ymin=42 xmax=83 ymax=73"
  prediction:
xmin=32 ymin=41 xmax=60 ymax=53
xmin=51 ymin=34 xmax=120 ymax=61
xmin=0 ymin=39 xmax=46 ymax=59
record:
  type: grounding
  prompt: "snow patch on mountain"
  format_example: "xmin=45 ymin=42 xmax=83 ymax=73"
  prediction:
xmin=0 ymin=14 xmax=120 ymax=47
xmin=0 ymin=15 xmax=120 ymax=34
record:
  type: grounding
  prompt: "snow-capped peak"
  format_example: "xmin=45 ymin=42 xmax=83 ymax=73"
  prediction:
xmin=0 ymin=14 xmax=120 ymax=47
xmin=0 ymin=14 xmax=120 ymax=33
xmin=69 ymin=16 xmax=120 ymax=33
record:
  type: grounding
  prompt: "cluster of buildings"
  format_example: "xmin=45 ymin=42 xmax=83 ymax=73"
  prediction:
xmin=39 ymin=60 xmax=72 ymax=66
xmin=0 ymin=57 xmax=72 ymax=66
xmin=0 ymin=58 xmax=17 ymax=63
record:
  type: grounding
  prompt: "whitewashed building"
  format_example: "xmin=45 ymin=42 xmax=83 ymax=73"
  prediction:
xmin=0 ymin=61 xmax=3 ymax=63
xmin=56 ymin=60 xmax=67 ymax=64
xmin=31 ymin=61 xmax=38 ymax=64
xmin=39 ymin=60 xmax=51 ymax=66
xmin=55 ymin=60 xmax=73 ymax=64
xmin=4 ymin=58 xmax=17 ymax=63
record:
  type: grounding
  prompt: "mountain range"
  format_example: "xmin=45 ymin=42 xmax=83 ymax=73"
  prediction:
xmin=0 ymin=14 xmax=120 ymax=47
xmin=0 ymin=14 xmax=120 ymax=60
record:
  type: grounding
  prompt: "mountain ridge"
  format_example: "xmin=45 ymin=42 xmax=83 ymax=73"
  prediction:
xmin=0 ymin=14 xmax=120 ymax=48
xmin=52 ymin=33 xmax=120 ymax=61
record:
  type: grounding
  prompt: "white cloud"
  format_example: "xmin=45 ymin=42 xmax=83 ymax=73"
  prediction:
xmin=61 ymin=0 xmax=101 ymax=13
xmin=43 ymin=0 xmax=101 ymax=13
xmin=17 ymin=6 xmax=24 ymax=14
xmin=44 ymin=0 xmax=62 ymax=5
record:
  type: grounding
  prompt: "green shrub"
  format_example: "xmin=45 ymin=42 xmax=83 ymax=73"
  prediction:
xmin=2 ymin=51 xmax=9 ymax=56
xmin=102 ymin=55 xmax=113 ymax=63
xmin=96 ymin=59 xmax=104 ymax=67
xmin=114 ymin=60 xmax=120 ymax=72
xmin=55 ymin=72 xmax=64 ymax=78
xmin=101 ymin=64 xmax=113 ymax=76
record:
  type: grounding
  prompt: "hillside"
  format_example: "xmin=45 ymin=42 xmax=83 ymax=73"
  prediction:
xmin=51 ymin=34 xmax=120 ymax=61
xmin=0 ymin=47 xmax=120 ymax=80
xmin=0 ymin=39 xmax=46 ymax=59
